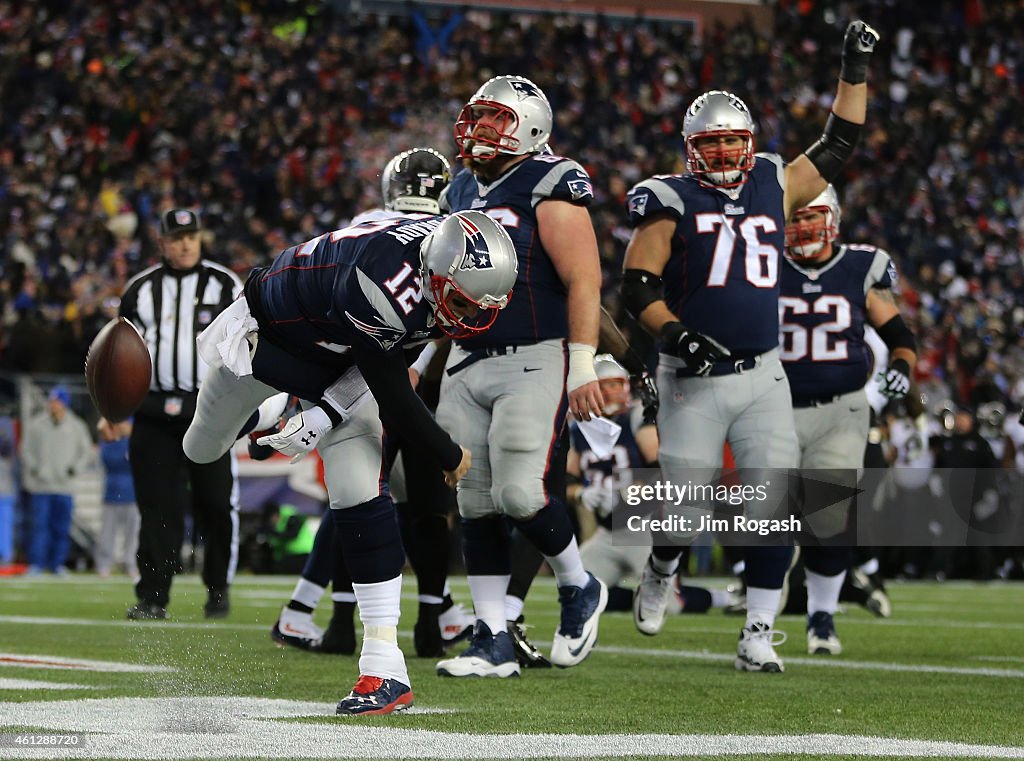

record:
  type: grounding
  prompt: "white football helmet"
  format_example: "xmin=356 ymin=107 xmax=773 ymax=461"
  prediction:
xmin=682 ymin=90 xmax=756 ymax=188
xmin=455 ymin=75 xmax=552 ymax=160
xmin=382 ymin=148 xmax=452 ymax=214
xmin=784 ymin=184 xmax=841 ymax=261
xmin=419 ymin=211 xmax=518 ymax=338
xmin=594 ymin=354 xmax=630 ymax=416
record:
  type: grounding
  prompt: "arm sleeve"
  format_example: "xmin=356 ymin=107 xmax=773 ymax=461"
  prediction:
xmin=351 ymin=344 xmax=462 ymax=471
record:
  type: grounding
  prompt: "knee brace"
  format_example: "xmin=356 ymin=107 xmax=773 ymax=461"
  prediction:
xmin=330 ymin=497 xmax=405 ymax=584
xmin=512 ymin=502 xmax=574 ymax=558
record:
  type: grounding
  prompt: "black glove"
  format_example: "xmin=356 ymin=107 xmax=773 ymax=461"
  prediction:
xmin=840 ymin=20 xmax=880 ymax=84
xmin=877 ymin=358 xmax=911 ymax=401
xmin=631 ymin=372 xmax=659 ymax=425
xmin=660 ymin=322 xmax=731 ymax=378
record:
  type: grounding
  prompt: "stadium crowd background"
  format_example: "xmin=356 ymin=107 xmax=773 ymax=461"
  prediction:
xmin=0 ymin=0 xmax=1022 ymax=417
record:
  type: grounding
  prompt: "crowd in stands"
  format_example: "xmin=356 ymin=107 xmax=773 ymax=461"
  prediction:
xmin=0 ymin=0 xmax=1022 ymax=417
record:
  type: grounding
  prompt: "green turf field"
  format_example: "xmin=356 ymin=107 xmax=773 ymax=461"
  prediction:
xmin=1 ymin=574 xmax=1023 ymax=759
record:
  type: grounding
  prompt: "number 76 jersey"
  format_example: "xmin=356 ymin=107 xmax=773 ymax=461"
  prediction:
xmin=626 ymin=154 xmax=787 ymax=356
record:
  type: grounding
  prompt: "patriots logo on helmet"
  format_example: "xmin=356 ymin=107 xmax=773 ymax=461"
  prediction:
xmin=456 ymin=214 xmax=495 ymax=270
xmin=567 ymin=178 xmax=593 ymax=201
xmin=509 ymin=79 xmax=542 ymax=101
xmin=629 ymin=194 xmax=648 ymax=217
xmin=345 ymin=311 xmax=407 ymax=351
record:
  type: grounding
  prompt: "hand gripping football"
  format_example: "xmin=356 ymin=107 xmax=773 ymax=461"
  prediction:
xmin=85 ymin=317 xmax=152 ymax=422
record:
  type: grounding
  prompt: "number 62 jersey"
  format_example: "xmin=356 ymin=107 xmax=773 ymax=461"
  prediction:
xmin=778 ymin=243 xmax=896 ymax=403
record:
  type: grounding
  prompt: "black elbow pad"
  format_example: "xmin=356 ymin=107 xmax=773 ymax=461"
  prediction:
xmin=804 ymin=112 xmax=862 ymax=182
xmin=621 ymin=269 xmax=664 ymax=322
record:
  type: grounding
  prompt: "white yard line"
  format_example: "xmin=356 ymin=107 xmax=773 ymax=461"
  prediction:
xmin=0 ymin=697 xmax=1021 ymax=759
xmin=0 ymin=654 xmax=175 ymax=673
xmin=0 ymin=678 xmax=94 ymax=691
xmin=593 ymin=644 xmax=1024 ymax=678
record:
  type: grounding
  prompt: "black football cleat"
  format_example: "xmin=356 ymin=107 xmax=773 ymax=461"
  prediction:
xmin=507 ymin=616 xmax=551 ymax=669
xmin=204 ymin=589 xmax=230 ymax=619
xmin=126 ymin=601 xmax=167 ymax=620
xmin=315 ymin=611 xmax=357 ymax=655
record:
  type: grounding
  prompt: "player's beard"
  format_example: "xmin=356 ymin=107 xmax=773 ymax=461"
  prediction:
xmin=787 ymin=240 xmax=825 ymax=260
xmin=467 ymin=152 xmax=518 ymax=182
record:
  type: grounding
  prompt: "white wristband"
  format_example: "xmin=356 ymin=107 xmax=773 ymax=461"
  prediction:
xmin=567 ymin=342 xmax=598 ymax=393
xmin=410 ymin=340 xmax=439 ymax=377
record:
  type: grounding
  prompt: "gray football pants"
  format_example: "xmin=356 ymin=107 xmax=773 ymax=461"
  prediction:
xmin=793 ymin=388 xmax=870 ymax=538
xmin=436 ymin=339 xmax=566 ymax=520
xmin=657 ymin=348 xmax=799 ymax=543
xmin=183 ymin=361 xmax=387 ymax=510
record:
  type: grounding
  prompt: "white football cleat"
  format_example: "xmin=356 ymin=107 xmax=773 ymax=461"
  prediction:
xmin=271 ymin=606 xmax=324 ymax=651
xmin=735 ymin=617 xmax=786 ymax=672
xmin=550 ymin=573 xmax=608 ymax=667
xmin=807 ymin=611 xmax=842 ymax=655
xmin=439 ymin=602 xmax=475 ymax=644
xmin=633 ymin=559 xmax=672 ymax=635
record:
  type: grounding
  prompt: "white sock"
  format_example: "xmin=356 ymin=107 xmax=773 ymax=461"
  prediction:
xmin=545 ymin=536 xmax=589 ymax=589
xmin=806 ymin=569 xmax=846 ymax=616
xmin=858 ymin=557 xmax=879 ymax=576
xmin=418 ymin=594 xmax=444 ymax=605
xmin=331 ymin=591 xmax=356 ymax=604
xmin=651 ymin=555 xmax=680 ymax=577
xmin=732 ymin=559 xmax=746 ymax=576
xmin=292 ymin=578 xmax=325 ymax=610
xmin=443 ymin=580 xmax=451 ymax=597
xmin=746 ymin=586 xmax=782 ymax=629
xmin=353 ymin=576 xmax=408 ymax=684
xmin=468 ymin=574 xmax=510 ymax=635
xmin=504 ymin=595 xmax=524 ymax=623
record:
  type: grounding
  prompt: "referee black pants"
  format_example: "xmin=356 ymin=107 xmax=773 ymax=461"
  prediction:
xmin=130 ymin=414 xmax=237 ymax=607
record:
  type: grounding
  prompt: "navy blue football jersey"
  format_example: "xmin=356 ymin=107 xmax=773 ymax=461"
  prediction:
xmin=570 ymin=406 xmax=650 ymax=528
xmin=441 ymin=154 xmax=594 ymax=349
xmin=252 ymin=215 xmax=442 ymax=371
xmin=626 ymin=155 xmax=787 ymax=355
xmin=779 ymin=243 xmax=896 ymax=402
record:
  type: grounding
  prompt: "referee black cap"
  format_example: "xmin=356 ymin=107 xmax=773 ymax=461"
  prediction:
xmin=160 ymin=208 xmax=201 ymax=236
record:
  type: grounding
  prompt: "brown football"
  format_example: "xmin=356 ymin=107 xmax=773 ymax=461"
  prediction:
xmin=85 ymin=317 xmax=152 ymax=422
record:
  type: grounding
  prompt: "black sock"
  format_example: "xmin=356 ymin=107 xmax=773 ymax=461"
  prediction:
xmin=287 ymin=600 xmax=314 ymax=615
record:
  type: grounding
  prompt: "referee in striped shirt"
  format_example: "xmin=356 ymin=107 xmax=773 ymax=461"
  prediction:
xmin=102 ymin=209 xmax=243 ymax=620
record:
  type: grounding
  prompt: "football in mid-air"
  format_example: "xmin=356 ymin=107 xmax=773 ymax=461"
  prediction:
xmin=85 ymin=317 xmax=152 ymax=422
